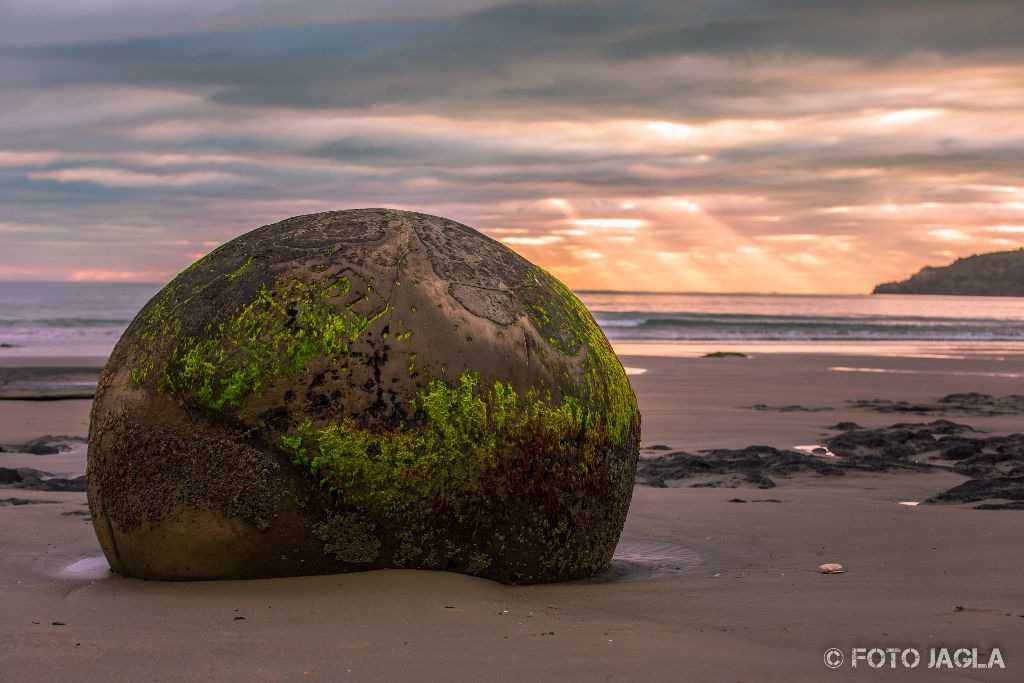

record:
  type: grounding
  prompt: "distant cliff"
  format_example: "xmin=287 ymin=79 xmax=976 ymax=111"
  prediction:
xmin=873 ymin=248 xmax=1024 ymax=296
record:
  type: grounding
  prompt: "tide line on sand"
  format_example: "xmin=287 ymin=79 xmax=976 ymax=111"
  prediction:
xmin=829 ymin=366 xmax=1024 ymax=379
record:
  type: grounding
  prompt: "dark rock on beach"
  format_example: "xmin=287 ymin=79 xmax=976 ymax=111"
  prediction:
xmin=831 ymin=422 xmax=1024 ymax=508
xmin=1 ymin=497 xmax=60 ymax=506
xmin=849 ymin=393 xmax=1024 ymax=417
xmin=637 ymin=419 xmax=1024 ymax=509
xmin=636 ymin=444 xmax=846 ymax=489
xmin=974 ymin=501 xmax=1024 ymax=510
xmin=87 ymin=209 xmax=639 ymax=584
xmin=25 ymin=443 xmax=59 ymax=455
xmin=824 ymin=420 xmax=975 ymax=458
xmin=744 ymin=470 xmax=777 ymax=489
xmin=0 ymin=467 xmax=87 ymax=492
xmin=746 ymin=404 xmax=833 ymax=413
xmin=0 ymin=435 xmax=86 ymax=455
xmin=927 ymin=477 xmax=1024 ymax=505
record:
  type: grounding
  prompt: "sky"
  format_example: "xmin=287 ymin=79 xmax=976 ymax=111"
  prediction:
xmin=1 ymin=0 xmax=1022 ymax=293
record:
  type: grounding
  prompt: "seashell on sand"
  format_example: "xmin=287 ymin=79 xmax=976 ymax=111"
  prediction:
xmin=819 ymin=563 xmax=845 ymax=574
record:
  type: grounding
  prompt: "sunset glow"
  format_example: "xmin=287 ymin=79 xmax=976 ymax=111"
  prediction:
xmin=1 ymin=1 xmax=1022 ymax=292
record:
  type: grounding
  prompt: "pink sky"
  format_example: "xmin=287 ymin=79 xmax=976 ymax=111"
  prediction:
xmin=1 ymin=1 xmax=1022 ymax=292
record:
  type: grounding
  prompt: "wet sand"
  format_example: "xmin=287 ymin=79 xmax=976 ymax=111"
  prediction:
xmin=1 ymin=352 xmax=1022 ymax=681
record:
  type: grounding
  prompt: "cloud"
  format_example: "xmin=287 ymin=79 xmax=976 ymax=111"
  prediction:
xmin=9 ymin=1 xmax=1022 ymax=118
xmin=0 ymin=0 xmax=494 ymax=46
xmin=66 ymin=269 xmax=171 ymax=282
xmin=0 ymin=151 xmax=62 ymax=167
xmin=0 ymin=0 xmax=1022 ymax=289
xmin=26 ymin=167 xmax=246 ymax=188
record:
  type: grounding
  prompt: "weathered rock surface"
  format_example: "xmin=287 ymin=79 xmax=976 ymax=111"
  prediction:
xmin=848 ymin=393 xmax=1024 ymax=417
xmin=746 ymin=404 xmax=832 ymax=413
xmin=87 ymin=209 xmax=640 ymax=583
xmin=637 ymin=444 xmax=857 ymax=489
xmin=637 ymin=419 xmax=1024 ymax=509
xmin=0 ymin=435 xmax=85 ymax=454
xmin=928 ymin=477 xmax=1024 ymax=507
xmin=0 ymin=467 xmax=87 ymax=491
xmin=0 ymin=497 xmax=60 ymax=506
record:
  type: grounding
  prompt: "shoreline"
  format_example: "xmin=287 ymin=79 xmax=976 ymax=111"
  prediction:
xmin=612 ymin=339 xmax=1024 ymax=360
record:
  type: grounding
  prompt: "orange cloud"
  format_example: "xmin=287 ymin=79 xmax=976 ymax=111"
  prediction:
xmin=66 ymin=270 xmax=168 ymax=282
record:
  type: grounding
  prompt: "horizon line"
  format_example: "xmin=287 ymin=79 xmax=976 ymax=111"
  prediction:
xmin=0 ymin=279 xmax=895 ymax=297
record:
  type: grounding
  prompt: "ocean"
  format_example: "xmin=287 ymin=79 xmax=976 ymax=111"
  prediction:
xmin=0 ymin=281 xmax=161 ymax=357
xmin=1 ymin=281 xmax=1023 ymax=358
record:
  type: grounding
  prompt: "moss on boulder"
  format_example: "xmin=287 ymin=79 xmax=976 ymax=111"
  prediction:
xmin=87 ymin=208 xmax=640 ymax=583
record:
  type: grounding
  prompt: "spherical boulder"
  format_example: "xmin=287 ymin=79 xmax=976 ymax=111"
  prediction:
xmin=87 ymin=209 xmax=640 ymax=583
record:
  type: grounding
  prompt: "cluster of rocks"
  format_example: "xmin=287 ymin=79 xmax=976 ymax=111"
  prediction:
xmin=848 ymin=393 xmax=1024 ymax=417
xmin=0 ymin=497 xmax=59 ymax=506
xmin=0 ymin=436 xmax=88 ymax=492
xmin=920 ymin=428 xmax=1024 ymax=510
xmin=0 ymin=466 xmax=87 ymax=492
xmin=0 ymin=435 xmax=84 ymax=455
xmin=637 ymin=445 xmax=843 ymax=489
xmin=745 ymin=404 xmax=832 ymax=413
xmin=638 ymin=419 xmax=1024 ymax=510
xmin=825 ymin=419 xmax=972 ymax=460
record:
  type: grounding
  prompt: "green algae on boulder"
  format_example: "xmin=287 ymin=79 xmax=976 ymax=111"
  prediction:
xmin=87 ymin=208 xmax=640 ymax=583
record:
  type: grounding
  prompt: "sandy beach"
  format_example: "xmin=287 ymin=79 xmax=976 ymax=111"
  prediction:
xmin=2 ymin=350 xmax=1022 ymax=681
xmin=8 ymin=0 xmax=1024 ymax=678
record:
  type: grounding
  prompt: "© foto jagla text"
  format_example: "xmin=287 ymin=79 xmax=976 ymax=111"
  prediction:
xmin=846 ymin=647 xmax=1005 ymax=669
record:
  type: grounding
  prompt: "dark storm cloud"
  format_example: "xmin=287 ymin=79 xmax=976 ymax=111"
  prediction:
xmin=7 ymin=0 xmax=1021 ymax=118
xmin=607 ymin=0 xmax=1024 ymax=61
